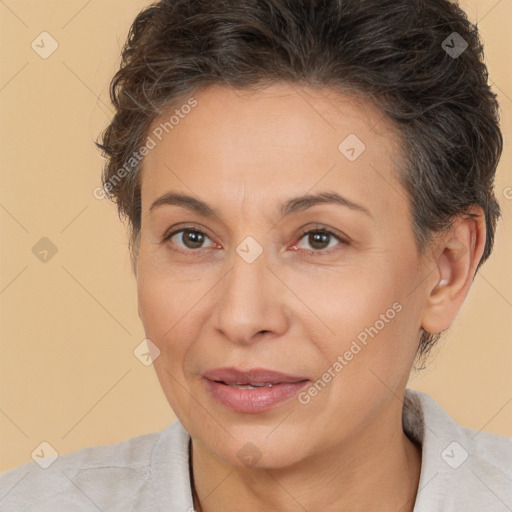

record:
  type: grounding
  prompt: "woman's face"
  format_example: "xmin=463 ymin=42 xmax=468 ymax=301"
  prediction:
xmin=136 ymin=83 xmax=432 ymax=468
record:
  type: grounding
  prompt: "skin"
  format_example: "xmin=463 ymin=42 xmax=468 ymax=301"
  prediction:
xmin=135 ymin=82 xmax=486 ymax=512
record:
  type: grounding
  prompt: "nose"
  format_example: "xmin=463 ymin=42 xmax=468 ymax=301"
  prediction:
xmin=213 ymin=248 xmax=289 ymax=346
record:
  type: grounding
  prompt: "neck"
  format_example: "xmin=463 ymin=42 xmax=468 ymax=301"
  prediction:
xmin=190 ymin=408 xmax=421 ymax=512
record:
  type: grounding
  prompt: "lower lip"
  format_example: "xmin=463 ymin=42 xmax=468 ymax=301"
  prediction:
xmin=203 ymin=378 xmax=309 ymax=413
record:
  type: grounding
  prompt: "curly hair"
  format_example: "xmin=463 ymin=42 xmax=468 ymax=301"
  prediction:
xmin=96 ymin=0 xmax=503 ymax=362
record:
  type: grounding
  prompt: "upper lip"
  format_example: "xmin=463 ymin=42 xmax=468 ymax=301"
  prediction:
xmin=203 ymin=367 xmax=309 ymax=384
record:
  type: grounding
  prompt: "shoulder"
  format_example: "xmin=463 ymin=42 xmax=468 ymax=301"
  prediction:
xmin=412 ymin=389 xmax=512 ymax=474
xmin=0 ymin=421 xmax=188 ymax=512
xmin=405 ymin=389 xmax=512 ymax=511
xmin=459 ymin=423 xmax=512 ymax=473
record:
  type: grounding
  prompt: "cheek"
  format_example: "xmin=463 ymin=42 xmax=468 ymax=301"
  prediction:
xmin=289 ymin=265 xmax=393 ymax=336
xmin=136 ymin=262 xmax=203 ymax=416
xmin=137 ymin=274 xmax=173 ymax=339
xmin=136 ymin=273 xmax=188 ymax=387
xmin=136 ymin=251 xmax=214 ymax=379
xmin=136 ymin=246 xmax=201 ymax=336
xmin=302 ymin=264 xmax=418 ymax=378
xmin=299 ymin=295 xmax=416 ymax=429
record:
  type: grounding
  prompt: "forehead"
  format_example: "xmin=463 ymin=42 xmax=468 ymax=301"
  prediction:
xmin=140 ymin=82 xmax=407 ymax=220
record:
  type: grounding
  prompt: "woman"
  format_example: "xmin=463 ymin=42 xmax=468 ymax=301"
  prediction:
xmin=1 ymin=0 xmax=510 ymax=510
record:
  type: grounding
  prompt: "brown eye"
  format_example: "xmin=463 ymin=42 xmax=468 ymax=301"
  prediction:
xmin=290 ymin=226 xmax=351 ymax=258
xmin=180 ymin=230 xmax=206 ymax=249
xmin=165 ymin=228 xmax=215 ymax=251
xmin=307 ymin=231 xmax=332 ymax=250
xmin=296 ymin=229 xmax=343 ymax=252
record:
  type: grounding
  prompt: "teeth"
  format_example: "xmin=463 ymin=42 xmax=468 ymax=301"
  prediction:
xmin=225 ymin=382 xmax=274 ymax=389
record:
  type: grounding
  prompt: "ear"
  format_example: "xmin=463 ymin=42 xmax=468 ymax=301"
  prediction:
xmin=421 ymin=206 xmax=486 ymax=334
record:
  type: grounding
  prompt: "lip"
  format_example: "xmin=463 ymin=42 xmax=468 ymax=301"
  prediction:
xmin=202 ymin=367 xmax=310 ymax=413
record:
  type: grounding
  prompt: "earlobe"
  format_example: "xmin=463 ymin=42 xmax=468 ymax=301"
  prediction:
xmin=420 ymin=207 xmax=486 ymax=335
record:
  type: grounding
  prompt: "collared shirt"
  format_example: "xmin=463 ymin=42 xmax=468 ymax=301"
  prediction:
xmin=0 ymin=389 xmax=511 ymax=511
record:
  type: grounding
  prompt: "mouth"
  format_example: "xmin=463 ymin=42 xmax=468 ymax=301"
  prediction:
xmin=217 ymin=382 xmax=278 ymax=389
xmin=202 ymin=367 xmax=310 ymax=412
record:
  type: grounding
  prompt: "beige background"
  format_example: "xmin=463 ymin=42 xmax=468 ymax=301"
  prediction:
xmin=0 ymin=0 xmax=511 ymax=472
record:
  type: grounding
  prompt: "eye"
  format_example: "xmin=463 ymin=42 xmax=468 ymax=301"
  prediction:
xmin=163 ymin=227 xmax=217 ymax=252
xmin=293 ymin=227 xmax=348 ymax=255
xmin=162 ymin=225 xmax=349 ymax=256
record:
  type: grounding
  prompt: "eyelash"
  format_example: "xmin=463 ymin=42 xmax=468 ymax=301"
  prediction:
xmin=162 ymin=225 xmax=349 ymax=257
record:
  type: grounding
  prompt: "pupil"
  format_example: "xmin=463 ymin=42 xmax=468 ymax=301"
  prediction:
xmin=184 ymin=230 xmax=204 ymax=249
xmin=310 ymin=232 xmax=329 ymax=250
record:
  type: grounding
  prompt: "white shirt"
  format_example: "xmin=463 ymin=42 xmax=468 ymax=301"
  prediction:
xmin=0 ymin=389 xmax=511 ymax=511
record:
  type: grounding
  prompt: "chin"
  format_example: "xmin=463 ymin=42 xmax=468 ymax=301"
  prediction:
xmin=197 ymin=426 xmax=309 ymax=470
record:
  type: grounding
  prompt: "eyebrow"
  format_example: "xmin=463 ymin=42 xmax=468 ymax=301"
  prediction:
xmin=149 ymin=191 xmax=372 ymax=219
